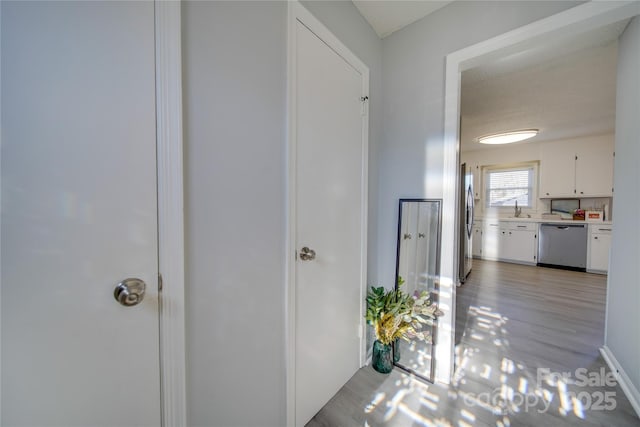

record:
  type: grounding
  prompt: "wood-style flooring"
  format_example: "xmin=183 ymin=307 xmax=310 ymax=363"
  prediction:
xmin=306 ymin=260 xmax=640 ymax=426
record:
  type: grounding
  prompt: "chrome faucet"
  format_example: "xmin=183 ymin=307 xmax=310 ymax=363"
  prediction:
xmin=514 ymin=200 xmax=522 ymax=218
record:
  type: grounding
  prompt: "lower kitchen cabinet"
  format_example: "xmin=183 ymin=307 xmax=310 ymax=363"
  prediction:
xmin=476 ymin=219 xmax=612 ymax=271
xmin=499 ymin=222 xmax=538 ymax=265
xmin=481 ymin=221 xmax=538 ymax=264
xmin=482 ymin=222 xmax=501 ymax=260
xmin=588 ymin=224 xmax=612 ymax=273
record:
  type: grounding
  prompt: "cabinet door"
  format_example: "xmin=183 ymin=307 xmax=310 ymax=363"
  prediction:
xmin=482 ymin=222 xmax=501 ymax=259
xmin=589 ymin=233 xmax=611 ymax=272
xmin=540 ymin=141 xmax=576 ymax=197
xmin=575 ymin=140 xmax=614 ymax=197
xmin=472 ymin=226 xmax=482 ymax=257
xmin=507 ymin=230 xmax=537 ymax=263
xmin=471 ymin=163 xmax=481 ymax=199
xmin=499 ymin=228 xmax=512 ymax=260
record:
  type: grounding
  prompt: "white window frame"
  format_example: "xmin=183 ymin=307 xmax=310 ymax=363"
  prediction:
xmin=483 ymin=162 xmax=539 ymax=210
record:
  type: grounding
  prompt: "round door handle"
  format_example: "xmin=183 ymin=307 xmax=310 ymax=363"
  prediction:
xmin=114 ymin=278 xmax=146 ymax=307
xmin=299 ymin=247 xmax=316 ymax=261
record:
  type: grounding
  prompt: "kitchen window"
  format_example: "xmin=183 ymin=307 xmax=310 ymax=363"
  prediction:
xmin=484 ymin=163 xmax=538 ymax=208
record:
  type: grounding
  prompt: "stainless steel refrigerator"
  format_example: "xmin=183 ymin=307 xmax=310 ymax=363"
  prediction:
xmin=459 ymin=163 xmax=474 ymax=283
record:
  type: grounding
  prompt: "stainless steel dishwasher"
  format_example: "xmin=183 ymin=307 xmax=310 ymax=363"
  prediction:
xmin=538 ymin=223 xmax=588 ymax=271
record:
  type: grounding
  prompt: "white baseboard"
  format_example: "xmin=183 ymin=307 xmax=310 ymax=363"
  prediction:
xmin=600 ymin=346 xmax=640 ymax=417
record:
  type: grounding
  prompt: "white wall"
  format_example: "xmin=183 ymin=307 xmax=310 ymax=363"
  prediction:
xmin=461 ymin=134 xmax=613 ymax=219
xmin=606 ymin=15 xmax=640 ymax=399
xmin=182 ymin=3 xmax=286 ymax=425
xmin=182 ymin=2 xmax=381 ymax=425
xmin=378 ymin=0 xmax=581 ymax=288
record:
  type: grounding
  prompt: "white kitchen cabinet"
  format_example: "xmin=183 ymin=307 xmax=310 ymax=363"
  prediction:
xmin=540 ymin=141 xmax=576 ymax=198
xmin=481 ymin=221 xmax=537 ymax=264
xmin=472 ymin=224 xmax=483 ymax=258
xmin=499 ymin=222 xmax=538 ymax=264
xmin=588 ymin=224 xmax=612 ymax=273
xmin=470 ymin=163 xmax=481 ymax=199
xmin=482 ymin=221 xmax=501 ymax=260
xmin=540 ymin=137 xmax=614 ymax=198
xmin=576 ymin=140 xmax=614 ymax=197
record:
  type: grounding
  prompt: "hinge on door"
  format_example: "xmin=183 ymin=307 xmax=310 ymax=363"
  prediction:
xmin=158 ymin=273 xmax=163 ymax=291
xmin=360 ymin=95 xmax=369 ymax=116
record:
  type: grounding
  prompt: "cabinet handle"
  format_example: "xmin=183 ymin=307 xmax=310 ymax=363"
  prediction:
xmin=599 ymin=228 xmax=612 ymax=231
xmin=546 ymin=192 xmax=550 ymax=196
xmin=517 ymin=225 xmax=527 ymax=228
xmin=594 ymin=236 xmax=598 ymax=240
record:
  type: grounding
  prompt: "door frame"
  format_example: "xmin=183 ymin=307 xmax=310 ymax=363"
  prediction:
xmin=441 ymin=1 xmax=640 ymax=385
xmin=0 ymin=1 xmax=187 ymax=425
xmin=155 ymin=1 xmax=187 ymax=425
xmin=285 ymin=2 xmax=369 ymax=426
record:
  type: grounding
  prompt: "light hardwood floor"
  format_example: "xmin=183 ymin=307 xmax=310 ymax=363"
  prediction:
xmin=307 ymin=260 xmax=640 ymax=426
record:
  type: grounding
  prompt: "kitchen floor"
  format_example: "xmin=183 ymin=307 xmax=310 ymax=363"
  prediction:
xmin=306 ymin=260 xmax=639 ymax=426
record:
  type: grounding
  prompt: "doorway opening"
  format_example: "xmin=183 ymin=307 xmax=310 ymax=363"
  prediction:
xmin=439 ymin=1 xmax=640 ymax=385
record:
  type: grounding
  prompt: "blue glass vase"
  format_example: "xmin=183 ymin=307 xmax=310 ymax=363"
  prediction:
xmin=372 ymin=340 xmax=393 ymax=374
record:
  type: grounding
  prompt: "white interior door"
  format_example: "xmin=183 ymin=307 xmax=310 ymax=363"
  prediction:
xmin=1 ymin=2 xmax=160 ymax=425
xmin=294 ymin=19 xmax=367 ymax=427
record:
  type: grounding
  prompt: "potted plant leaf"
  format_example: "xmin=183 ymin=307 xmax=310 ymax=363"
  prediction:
xmin=365 ymin=277 xmax=442 ymax=374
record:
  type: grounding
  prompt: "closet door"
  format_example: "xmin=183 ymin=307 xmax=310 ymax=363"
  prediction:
xmin=292 ymin=11 xmax=369 ymax=427
xmin=1 ymin=2 xmax=160 ymax=425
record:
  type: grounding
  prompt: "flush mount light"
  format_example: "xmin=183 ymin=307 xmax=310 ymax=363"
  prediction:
xmin=477 ymin=129 xmax=539 ymax=145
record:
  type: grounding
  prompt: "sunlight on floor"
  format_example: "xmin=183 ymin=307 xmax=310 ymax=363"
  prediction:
xmin=309 ymin=261 xmax=636 ymax=427
xmin=355 ymin=301 xmax=623 ymax=426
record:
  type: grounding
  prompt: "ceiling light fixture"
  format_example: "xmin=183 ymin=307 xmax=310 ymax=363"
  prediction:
xmin=477 ymin=129 xmax=539 ymax=145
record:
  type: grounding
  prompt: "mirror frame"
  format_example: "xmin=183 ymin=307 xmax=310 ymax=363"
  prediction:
xmin=394 ymin=198 xmax=443 ymax=382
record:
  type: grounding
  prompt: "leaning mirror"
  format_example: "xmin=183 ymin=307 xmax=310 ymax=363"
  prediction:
xmin=394 ymin=199 xmax=442 ymax=382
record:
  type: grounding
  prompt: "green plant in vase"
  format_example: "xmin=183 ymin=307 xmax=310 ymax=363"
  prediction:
xmin=365 ymin=277 xmax=443 ymax=374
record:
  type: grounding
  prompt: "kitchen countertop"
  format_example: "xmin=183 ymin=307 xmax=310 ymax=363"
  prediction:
xmin=475 ymin=217 xmax=613 ymax=226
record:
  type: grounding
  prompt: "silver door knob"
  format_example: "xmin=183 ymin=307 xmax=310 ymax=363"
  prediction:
xmin=299 ymin=247 xmax=316 ymax=261
xmin=114 ymin=278 xmax=146 ymax=307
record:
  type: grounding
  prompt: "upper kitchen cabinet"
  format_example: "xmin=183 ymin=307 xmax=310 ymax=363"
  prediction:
xmin=540 ymin=140 xmax=577 ymax=197
xmin=539 ymin=136 xmax=614 ymax=198
xmin=470 ymin=163 xmax=481 ymax=199
xmin=575 ymin=138 xmax=614 ymax=197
